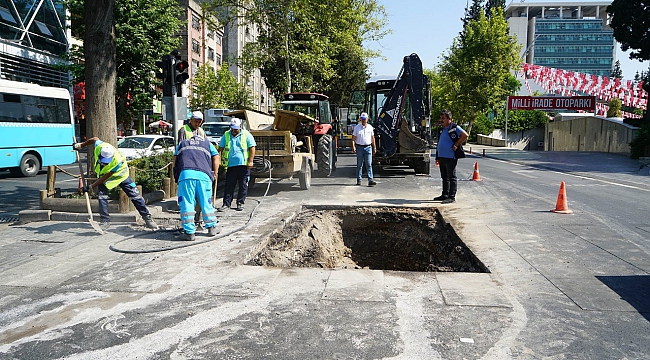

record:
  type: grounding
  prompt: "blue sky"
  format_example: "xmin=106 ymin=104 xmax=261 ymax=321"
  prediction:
xmin=368 ymin=0 xmax=649 ymax=80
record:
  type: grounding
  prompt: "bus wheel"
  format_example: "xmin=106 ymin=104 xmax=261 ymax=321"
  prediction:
xmin=13 ymin=154 xmax=41 ymax=177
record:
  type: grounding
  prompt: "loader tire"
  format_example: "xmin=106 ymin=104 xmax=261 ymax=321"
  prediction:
xmin=315 ymin=134 xmax=333 ymax=177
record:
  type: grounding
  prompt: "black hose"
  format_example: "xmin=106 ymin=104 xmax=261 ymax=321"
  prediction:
xmin=109 ymin=158 xmax=273 ymax=254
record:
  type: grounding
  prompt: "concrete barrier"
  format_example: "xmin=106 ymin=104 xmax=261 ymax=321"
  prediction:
xmin=18 ymin=210 xmax=51 ymax=223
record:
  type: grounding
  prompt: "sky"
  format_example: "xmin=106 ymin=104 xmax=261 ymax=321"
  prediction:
xmin=367 ymin=0 xmax=649 ymax=80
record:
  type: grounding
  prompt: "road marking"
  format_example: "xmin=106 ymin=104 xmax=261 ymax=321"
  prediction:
xmin=512 ymin=170 xmax=538 ymax=178
xmin=491 ymin=158 xmax=650 ymax=192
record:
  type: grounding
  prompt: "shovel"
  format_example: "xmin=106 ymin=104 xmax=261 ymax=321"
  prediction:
xmin=75 ymin=143 xmax=104 ymax=234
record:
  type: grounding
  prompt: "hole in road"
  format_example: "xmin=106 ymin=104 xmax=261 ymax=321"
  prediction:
xmin=247 ymin=206 xmax=489 ymax=272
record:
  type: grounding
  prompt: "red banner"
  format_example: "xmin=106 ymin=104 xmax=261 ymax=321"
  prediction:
xmin=508 ymin=96 xmax=596 ymax=111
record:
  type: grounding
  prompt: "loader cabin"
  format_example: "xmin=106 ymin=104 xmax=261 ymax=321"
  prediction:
xmin=280 ymin=93 xmax=332 ymax=125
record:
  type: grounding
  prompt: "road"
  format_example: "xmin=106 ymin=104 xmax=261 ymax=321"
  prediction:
xmin=0 ymin=162 xmax=81 ymax=222
xmin=0 ymin=148 xmax=649 ymax=359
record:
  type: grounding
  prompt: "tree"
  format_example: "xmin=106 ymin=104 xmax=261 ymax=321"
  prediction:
xmin=493 ymin=110 xmax=548 ymax=133
xmin=439 ymin=7 xmax=521 ymax=135
xmin=460 ymin=0 xmax=484 ymax=42
xmin=205 ymin=0 xmax=388 ymax=102
xmin=611 ymin=60 xmax=623 ymax=79
xmin=485 ymin=0 xmax=505 ymax=18
xmin=83 ymin=0 xmax=117 ymax=148
xmin=68 ymin=0 xmax=183 ymax=127
xmin=607 ymin=97 xmax=623 ymax=118
xmin=607 ymin=1 xmax=650 ymax=61
xmin=190 ymin=63 xmax=220 ymax=112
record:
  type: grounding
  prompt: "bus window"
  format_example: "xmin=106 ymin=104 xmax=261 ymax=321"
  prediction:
xmin=1 ymin=94 xmax=22 ymax=122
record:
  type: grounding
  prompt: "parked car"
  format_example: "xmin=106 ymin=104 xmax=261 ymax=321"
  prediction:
xmin=118 ymin=135 xmax=175 ymax=160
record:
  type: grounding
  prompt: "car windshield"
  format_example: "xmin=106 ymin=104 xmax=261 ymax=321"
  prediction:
xmin=203 ymin=124 xmax=231 ymax=137
xmin=118 ymin=137 xmax=153 ymax=149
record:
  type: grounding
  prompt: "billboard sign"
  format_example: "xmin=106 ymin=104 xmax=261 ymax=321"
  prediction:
xmin=507 ymin=96 xmax=596 ymax=111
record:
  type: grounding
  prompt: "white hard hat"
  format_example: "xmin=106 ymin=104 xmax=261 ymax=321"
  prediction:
xmin=230 ymin=118 xmax=241 ymax=129
xmin=99 ymin=146 xmax=114 ymax=164
xmin=191 ymin=111 xmax=204 ymax=120
xmin=360 ymin=112 xmax=369 ymax=120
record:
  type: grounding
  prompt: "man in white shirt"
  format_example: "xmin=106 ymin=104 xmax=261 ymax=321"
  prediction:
xmin=352 ymin=112 xmax=377 ymax=186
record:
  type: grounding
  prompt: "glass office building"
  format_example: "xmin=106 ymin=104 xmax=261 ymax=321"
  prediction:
xmin=506 ymin=1 xmax=615 ymax=77
xmin=0 ymin=0 xmax=70 ymax=87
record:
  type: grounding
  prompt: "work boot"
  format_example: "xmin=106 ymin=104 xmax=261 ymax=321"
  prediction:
xmin=207 ymin=225 xmax=222 ymax=236
xmin=217 ymin=205 xmax=230 ymax=212
xmin=181 ymin=232 xmax=195 ymax=241
xmin=99 ymin=221 xmax=111 ymax=232
xmin=368 ymin=180 xmax=377 ymax=186
xmin=235 ymin=203 xmax=243 ymax=211
xmin=441 ymin=197 xmax=456 ymax=204
xmin=356 ymin=180 xmax=361 ymax=186
xmin=142 ymin=215 xmax=159 ymax=230
xmin=433 ymin=195 xmax=448 ymax=201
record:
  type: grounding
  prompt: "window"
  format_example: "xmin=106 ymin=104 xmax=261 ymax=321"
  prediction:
xmin=192 ymin=15 xmax=200 ymax=30
xmin=192 ymin=60 xmax=200 ymax=75
xmin=216 ymin=54 xmax=221 ymax=66
xmin=192 ymin=39 xmax=200 ymax=54
xmin=207 ymin=30 xmax=214 ymax=39
xmin=0 ymin=94 xmax=69 ymax=123
xmin=208 ymin=47 xmax=214 ymax=61
xmin=216 ymin=35 xmax=222 ymax=45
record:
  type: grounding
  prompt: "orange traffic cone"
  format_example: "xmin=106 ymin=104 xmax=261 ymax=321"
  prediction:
xmin=435 ymin=159 xmax=439 ymax=167
xmin=471 ymin=162 xmax=481 ymax=181
xmin=551 ymin=181 xmax=573 ymax=214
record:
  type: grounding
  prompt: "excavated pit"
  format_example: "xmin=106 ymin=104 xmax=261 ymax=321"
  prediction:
xmin=247 ymin=206 xmax=488 ymax=272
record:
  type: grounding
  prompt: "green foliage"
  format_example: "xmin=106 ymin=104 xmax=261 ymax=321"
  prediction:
xmin=607 ymin=97 xmax=623 ymax=118
xmin=485 ymin=0 xmax=506 ymax=18
xmin=611 ymin=60 xmax=623 ymax=79
xmin=439 ymin=7 xmax=521 ymax=135
xmin=630 ymin=122 xmax=650 ymax=159
xmin=189 ymin=62 xmax=253 ymax=111
xmin=65 ymin=0 xmax=184 ymax=123
xmin=128 ymin=151 xmax=175 ymax=193
xmin=206 ymin=0 xmax=388 ymax=103
xmin=468 ymin=113 xmax=495 ymax=142
xmin=493 ymin=110 xmax=549 ymax=132
xmin=607 ymin=1 xmax=650 ymax=61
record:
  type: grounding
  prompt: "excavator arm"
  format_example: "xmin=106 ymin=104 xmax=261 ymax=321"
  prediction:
xmin=376 ymin=53 xmax=430 ymax=156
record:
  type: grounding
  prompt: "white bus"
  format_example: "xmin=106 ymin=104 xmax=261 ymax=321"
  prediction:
xmin=0 ymin=79 xmax=76 ymax=177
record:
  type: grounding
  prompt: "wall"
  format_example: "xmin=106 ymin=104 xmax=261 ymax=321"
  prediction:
xmin=545 ymin=116 xmax=637 ymax=154
xmin=487 ymin=127 xmax=546 ymax=150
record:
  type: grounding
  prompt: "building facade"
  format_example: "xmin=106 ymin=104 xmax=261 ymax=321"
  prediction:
xmin=0 ymin=0 xmax=70 ymax=87
xmin=506 ymin=1 xmax=615 ymax=76
xmin=222 ymin=9 xmax=273 ymax=113
xmin=176 ymin=0 xmax=223 ymax=100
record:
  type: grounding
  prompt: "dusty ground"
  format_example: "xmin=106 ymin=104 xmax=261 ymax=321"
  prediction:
xmin=247 ymin=206 xmax=488 ymax=272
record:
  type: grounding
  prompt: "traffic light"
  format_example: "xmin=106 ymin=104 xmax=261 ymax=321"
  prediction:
xmin=156 ymin=55 xmax=173 ymax=97
xmin=171 ymin=51 xmax=189 ymax=96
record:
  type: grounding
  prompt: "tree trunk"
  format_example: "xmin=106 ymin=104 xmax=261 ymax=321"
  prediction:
xmin=84 ymin=0 xmax=117 ymax=157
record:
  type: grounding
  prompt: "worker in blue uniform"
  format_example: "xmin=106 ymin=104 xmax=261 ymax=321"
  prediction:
xmin=173 ymin=134 xmax=221 ymax=241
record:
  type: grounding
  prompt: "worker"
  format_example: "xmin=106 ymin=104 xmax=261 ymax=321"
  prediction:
xmin=173 ymin=134 xmax=221 ymax=241
xmin=433 ymin=109 xmax=468 ymax=204
xmin=179 ymin=111 xmax=207 ymax=141
xmin=352 ymin=112 xmax=377 ymax=186
xmin=73 ymin=137 xmax=159 ymax=231
xmin=217 ymin=118 xmax=256 ymax=212
xmin=177 ymin=110 xmax=207 ymax=229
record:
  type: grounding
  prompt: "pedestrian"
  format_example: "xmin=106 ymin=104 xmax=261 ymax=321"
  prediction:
xmin=178 ymin=110 xmax=207 ymax=141
xmin=73 ymin=137 xmax=159 ymax=231
xmin=433 ymin=110 xmax=468 ymax=204
xmin=352 ymin=112 xmax=377 ymax=186
xmin=173 ymin=134 xmax=221 ymax=241
xmin=217 ymin=118 xmax=256 ymax=212
xmin=178 ymin=110 xmax=207 ymax=229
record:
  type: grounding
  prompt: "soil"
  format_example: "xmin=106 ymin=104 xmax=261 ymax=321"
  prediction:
xmin=247 ymin=207 xmax=488 ymax=273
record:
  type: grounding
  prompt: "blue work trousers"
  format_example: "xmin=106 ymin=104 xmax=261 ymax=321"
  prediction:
xmin=97 ymin=176 xmax=150 ymax=222
xmin=223 ymin=165 xmax=250 ymax=207
xmin=356 ymin=145 xmax=374 ymax=182
xmin=178 ymin=178 xmax=217 ymax=234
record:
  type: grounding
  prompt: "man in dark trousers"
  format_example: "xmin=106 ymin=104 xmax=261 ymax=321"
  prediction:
xmin=434 ymin=110 xmax=468 ymax=204
xmin=73 ymin=137 xmax=159 ymax=231
xmin=217 ymin=118 xmax=256 ymax=211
